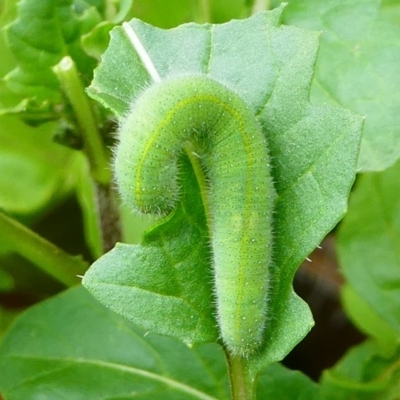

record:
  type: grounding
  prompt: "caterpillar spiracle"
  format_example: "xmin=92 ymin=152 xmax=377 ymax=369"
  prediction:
xmin=114 ymin=75 xmax=274 ymax=356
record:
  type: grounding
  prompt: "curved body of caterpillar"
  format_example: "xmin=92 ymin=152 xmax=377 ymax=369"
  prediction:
xmin=114 ymin=76 xmax=274 ymax=356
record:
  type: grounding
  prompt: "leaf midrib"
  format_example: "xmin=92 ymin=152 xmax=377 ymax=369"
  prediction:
xmin=6 ymin=354 xmax=219 ymax=400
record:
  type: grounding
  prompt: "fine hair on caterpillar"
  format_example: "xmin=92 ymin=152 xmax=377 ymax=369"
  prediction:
xmin=114 ymin=75 xmax=274 ymax=356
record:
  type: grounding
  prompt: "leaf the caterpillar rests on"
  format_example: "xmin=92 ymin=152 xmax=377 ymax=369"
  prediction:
xmin=114 ymin=75 xmax=274 ymax=356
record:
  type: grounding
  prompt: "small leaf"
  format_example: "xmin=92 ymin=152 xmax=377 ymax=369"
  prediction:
xmin=81 ymin=21 xmax=114 ymax=60
xmin=0 ymin=98 xmax=60 ymax=126
xmin=4 ymin=0 xmax=102 ymax=99
xmin=107 ymin=0 xmax=134 ymax=23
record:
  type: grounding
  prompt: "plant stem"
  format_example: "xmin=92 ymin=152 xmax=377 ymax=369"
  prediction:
xmin=245 ymin=0 xmax=270 ymax=16
xmin=0 ymin=210 xmax=88 ymax=287
xmin=53 ymin=56 xmax=111 ymax=185
xmin=54 ymin=56 xmax=122 ymax=252
xmin=226 ymin=352 xmax=255 ymax=400
xmin=191 ymin=0 xmax=211 ymax=23
xmin=95 ymin=182 xmax=122 ymax=253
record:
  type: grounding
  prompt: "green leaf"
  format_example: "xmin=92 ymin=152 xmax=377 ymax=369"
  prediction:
xmin=0 ymin=285 xmax=323 ymax=399
xmin=81 ymin=21 xmax=114 ymax=60
xmin=106 ymin=0 xmax=134 ymax=23
xmin=4 ymin=0 xmax=101 ymax=100
xmin=257 ymin=363 xmax=320 ymax=400
xmin=0 ymin=286 xmax=230 ymax=400
xmin=0 ymin=115 xmax=78 ymax=217
xmin=278 ymin=0 xmax=400 ymax=172
xmin=321 ymin=340 xmax=400 ymax=400
xmin=84 ymin=156 xmax=218 ymax=346
xmin=341 ymin=285 xmax=399 ymax=354
xmin=85 ymin=8 xmax=362 ymax=371
xmin=337 ymin=160 xmax=400 ymax=337
xmin=0 ymin=98 xmax=61 ymax=126
xmin=0 ymin=267 xmax=14 ymax=293
xmin=0 ymin=305 xmax=19 ymax=340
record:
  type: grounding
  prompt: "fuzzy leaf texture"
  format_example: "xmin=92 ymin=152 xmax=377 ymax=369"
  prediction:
xmin=83 ymin=7 xmax=363 ymax=373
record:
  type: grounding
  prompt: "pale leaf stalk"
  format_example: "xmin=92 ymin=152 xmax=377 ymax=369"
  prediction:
xmin=0 ymin=210 xmax=87 ymax=286
xmin=227 ymin=353 xmax=256 ymax=400
xmin=53 ymin=56 xmax=122 ymax=252
xmin=53 ymin=56 xmax=111 ymax=185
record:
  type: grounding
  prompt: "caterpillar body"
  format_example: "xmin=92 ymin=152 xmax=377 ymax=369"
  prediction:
xmin=114 ymin=75 xmax=274 ymax=356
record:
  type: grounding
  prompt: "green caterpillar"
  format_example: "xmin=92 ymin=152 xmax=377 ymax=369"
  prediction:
xmin=114 ymin=75 xmax=274 ymax=356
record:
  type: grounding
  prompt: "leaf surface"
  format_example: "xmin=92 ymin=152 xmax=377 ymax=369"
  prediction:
xmin=278 ymin=0 xmax=400 ymax=171
xmin=84 ymin=8 xmax=362 ymax=372
xmin=4 ymin=0 xmax=103 ymax=99
xmin=0 ymin=287 xmax=229 ymax=400
xmin=321 ymin=340 xmax=400 ymax=400
xmin=338 ymin=160 xmax=400 ymax=339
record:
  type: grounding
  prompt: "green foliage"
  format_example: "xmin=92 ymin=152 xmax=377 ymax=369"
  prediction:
xmin=83 ymin=8 xmax=361 ymax=380
xmin=321 ymin=341 xmax=400 ymax=400
xmin=84 ymin=157 xmax=218 ymax=346
xmin=338 ymin=161 xmax=400 ymax=336
xmin=277 ymin=0 xmax=400 ymax=171
xmin=0 ymin=0 xmax=398 ymax=399
xmin=0 ymin=286 xmax=318 ymax=400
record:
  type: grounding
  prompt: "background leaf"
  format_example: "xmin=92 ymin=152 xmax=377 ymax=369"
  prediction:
xmin=4 ymin=0 xmax=102 ymax=100
xmin=341 ymin=285 xmax=399 ymax=354
xmin=0 ymin=285 xmax=321 ymax=399
xmin=0 ymin=116 xmax=78 ymax=217
xmin=275 ymin=0 xmax=400 ymax=171
xmin=320 ymin=340 xmax=400 ymax=400
xmin=337 ymin=160 xmax=400 ymax=340
xmin=85 ymin=7 xmax=362 ymax=373
xmin=131 ymin=0 xmax=249 ymax=27
xmin=0 ymin=287 xmax=230 ymax=400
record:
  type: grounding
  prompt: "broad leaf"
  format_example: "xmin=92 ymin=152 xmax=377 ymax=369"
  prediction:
xmin=277 ymin=0 xmax=400 ymax=171
xmin=0 ymin=287 xmax=230 ymax=400
xmin=258 ymin=362 xmax=320 ymax=400
xmin=84 ymin=156 xmax=218 ymax=346
xmin=84 ymin=7 xmax=362 ymax=373
xmin=337 ymin=160 xmax=400 ymax=337
xmin=0 ymin=286 xmax=320 ymax=399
